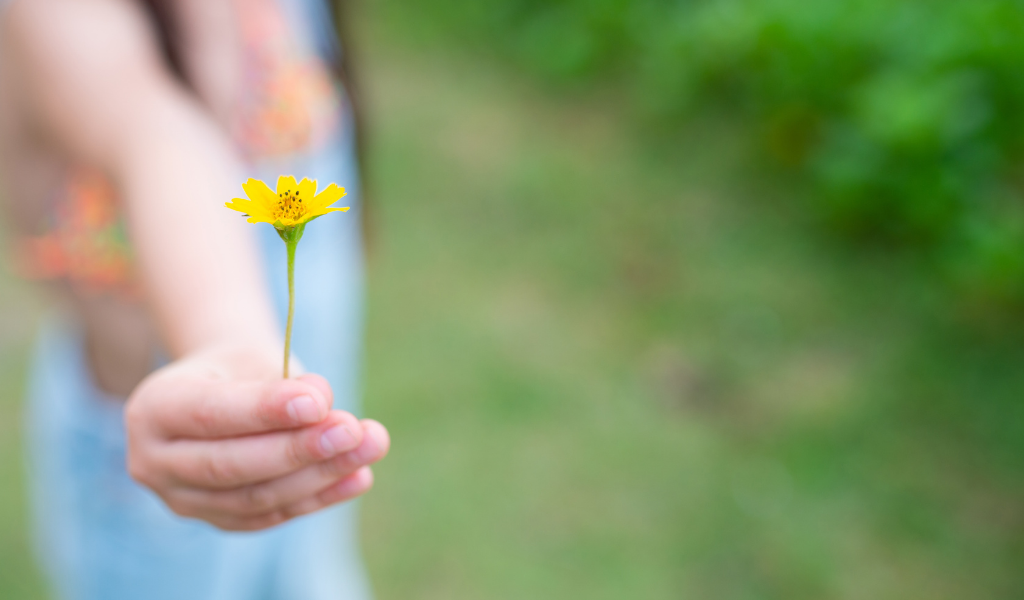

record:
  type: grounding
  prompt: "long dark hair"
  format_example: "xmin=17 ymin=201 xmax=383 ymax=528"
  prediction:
xmin=329 ymin=0 xmax=372 ymax=242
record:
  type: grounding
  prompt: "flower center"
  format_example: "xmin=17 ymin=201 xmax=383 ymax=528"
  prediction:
xmin=274 ymin=189 xmax=306 ymax=222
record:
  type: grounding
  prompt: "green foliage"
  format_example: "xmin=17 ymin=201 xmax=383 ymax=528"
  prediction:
xmin=386 ymin=0 xmax=1024 ymax=303
xmin=359 ymin=34 xmax=1024 ymax=597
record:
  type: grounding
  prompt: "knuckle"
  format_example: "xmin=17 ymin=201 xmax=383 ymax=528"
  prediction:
xmin=262 ymin=511 xmax=287 ymax=528
xmin=241 ymin=484 xmax=276 ymax=513
xmin=164 ymin=497 xmax=195 ymax=519
xmin=342 ymin=449 xmax=367 ymax=470
xmin=281 ymin=499 xmax=318 ymax=520
xmin=319 ymin=457 xmax=344 ymax=479
xmin=191 ymin=401 xmax=219 ymax=436
xmin=201 ymin=453 xmax=241 ymax=486
xmin=126 ymin=451 xmax=157 ymax=488
xmin=254 ymin=392 xmax=279 ymax=428
xmin=284 ymin=436 xmax=309 ymax=470
xmin=245 ymin=511 xmax=286 ymax=531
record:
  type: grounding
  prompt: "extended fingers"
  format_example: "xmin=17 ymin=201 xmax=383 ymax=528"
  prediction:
xmin=144 ymin=375 xmax=334 ymax=439
xmin=279 ymin=467 xmax=375 ymax=520
xmin=203 ymin=468 xmax=375 ymax=532
xmin=153 ymin=410 xmax=363 ymax=489
xmin=168 ymin=422 xmax=389 ymax=518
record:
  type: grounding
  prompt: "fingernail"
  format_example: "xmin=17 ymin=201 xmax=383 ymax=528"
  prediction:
xmin=320 ymin=425 xmax=357 ymax=456
xmin=367 ymin=425 xmax=389 ymax=454
xmin=286 ymin=395 xmax=321 ymax=424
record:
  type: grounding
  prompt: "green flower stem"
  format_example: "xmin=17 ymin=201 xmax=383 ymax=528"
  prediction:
xmin=277 ymin=223 xmax=306 ymax=379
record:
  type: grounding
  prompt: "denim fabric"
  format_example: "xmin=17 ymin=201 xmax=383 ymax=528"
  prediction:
xmin=25 ymin=126 xmax=372 ymax=600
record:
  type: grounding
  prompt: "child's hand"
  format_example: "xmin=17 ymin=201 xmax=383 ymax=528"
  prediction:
xmin=124 ymin=344 xmax=390 ymax=531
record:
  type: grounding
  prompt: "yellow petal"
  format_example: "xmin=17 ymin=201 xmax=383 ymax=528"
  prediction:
xmin=312 ymin=183 xmax=347 ymax=210
xmin=225 ymin=199 xmax=250 ymax=214
xmin=226 ymin=197 xmax=256 ymax=211
xmin=241 ymin=179 xmax=278 ymax=211
xmin=309 ymin=206 xmax=350 ymax=218
xmin=227 ymin=197 xmax=274 ymax=221
xmin=298 ymin=178 xmax=317 ymax=204
xmin=276 ymin=175 xmax=299 ymax=196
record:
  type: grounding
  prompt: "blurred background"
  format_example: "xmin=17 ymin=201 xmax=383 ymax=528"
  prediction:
xmin=3 ymin=0 xmax=1024 ymax=597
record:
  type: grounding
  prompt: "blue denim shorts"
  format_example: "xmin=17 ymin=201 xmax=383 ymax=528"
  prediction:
xmin=25 ymin=131 xmax=372 ymax=600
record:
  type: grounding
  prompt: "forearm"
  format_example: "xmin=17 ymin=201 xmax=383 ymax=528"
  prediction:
xmin=5 ymin=0 xmax=279 ymax=358
xmin=112 ymin=84 xmax=279 ymax=356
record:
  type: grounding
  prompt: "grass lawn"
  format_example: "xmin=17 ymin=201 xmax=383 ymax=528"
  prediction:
xmin=357 ymin=9 xmax=1024 ymax=600
xmin=0 ymin=256 xmax=46 ymax=598
xmin=1 ymin=5 xmax=1023 ymax=599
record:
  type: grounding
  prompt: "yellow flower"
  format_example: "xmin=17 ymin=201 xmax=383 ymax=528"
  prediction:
xmin=225 ymin=175 xmax=348 ymax=228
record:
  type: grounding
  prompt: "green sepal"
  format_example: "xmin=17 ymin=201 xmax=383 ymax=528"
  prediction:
xmin=275 ymin=222 xmax=306 ymax=244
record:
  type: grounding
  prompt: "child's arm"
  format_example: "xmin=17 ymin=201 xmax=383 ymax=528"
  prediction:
xmin=3 ymin=0 xmax=388 ymax=530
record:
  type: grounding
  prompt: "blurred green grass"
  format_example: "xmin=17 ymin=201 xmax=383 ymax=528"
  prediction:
xmin=1 ymin=5 xmax=1023 ymax=600
xmin=0 ymin=254 xmax=46 ymax=598
xmin=356 ymin=12 xmax=1024 ymax=600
